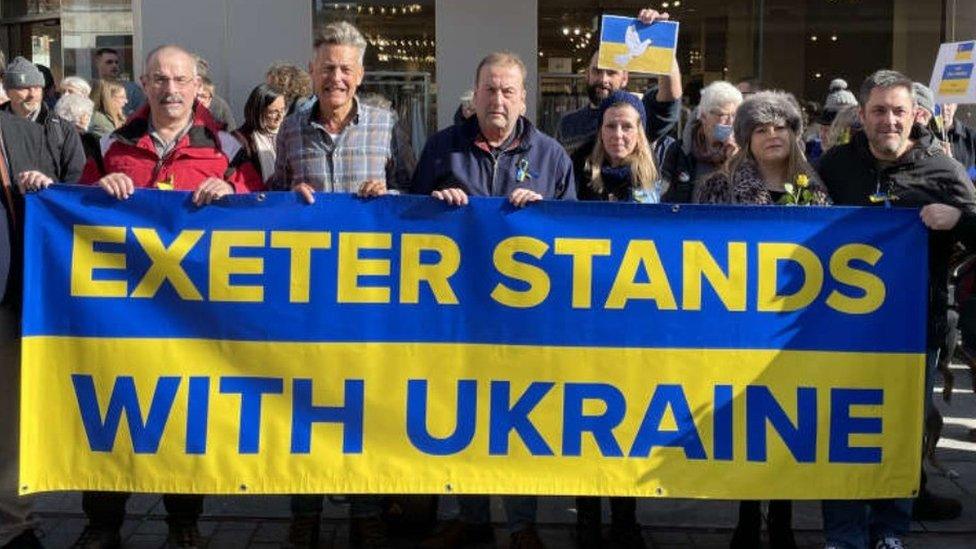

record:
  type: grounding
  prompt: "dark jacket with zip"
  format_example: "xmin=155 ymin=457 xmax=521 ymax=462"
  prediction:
xmin=410 ymin=115 xmax=576 ymax=200
xmin=0 ymin=110 xmax=58 ymax=306
xmin=818 ymin=125 xmax=976 ymax=348
xmin=1 ymin=101 xmax=84 ymax=183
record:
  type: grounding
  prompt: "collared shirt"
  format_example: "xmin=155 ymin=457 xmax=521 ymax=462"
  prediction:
xmin=271 ymin=97 xmax=414 ymax=192
xmin=149 ymin=118 xmax=194 ymax=160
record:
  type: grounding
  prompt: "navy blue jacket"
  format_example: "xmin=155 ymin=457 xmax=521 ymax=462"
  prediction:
xmin=410 ymin=116 xmax=576 ymax=201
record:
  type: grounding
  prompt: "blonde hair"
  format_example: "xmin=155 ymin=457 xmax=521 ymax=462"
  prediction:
xmin=90 ymin=78 xmax=126 ymax=128
xmin=824 ymin=104 xmax=860 ymax=151
xmin=587 ymin=103 xmax=658 ymax=195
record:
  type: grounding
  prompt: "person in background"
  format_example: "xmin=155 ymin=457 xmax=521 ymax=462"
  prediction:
xmin=196 ymin=80 xmax=215 ymax=111
xmin=556 ymin=9 xmax=681 ymax=158
xmin=193 ymin=56 xmax=236 ymax=130
xmin=660 ymin=80 xmax=743 ymax=202
xmin=233 ymin=83 xmax=286 ymax=187
xmin=453 ymin=88 xmax=475 ymax=125
xmin=941 ymin=102 xmax=976 ymax=178
xmin=735 ymin=76 xmax=762 ymax=97
xmin=54 ymin=92 xmax=99 ymax=163
xmin=816 ymin=79 xmax=858 ymax=148
xmin=266 ymin=61 xmax=314 ymax=115
xmin=88 ymin=79 xmax=127 ymax=138
xmin=1 ymin=57 xmax=84 ymax=183
xmin=93 ymin=47 xmax=145 ymax=115
xmin=821 ymin=104 xmax=861 ymax=155
xmin=59 ymin=76 xmax=91 ymax=98
xmin=35 ymin=64 xmax=56 ymax=109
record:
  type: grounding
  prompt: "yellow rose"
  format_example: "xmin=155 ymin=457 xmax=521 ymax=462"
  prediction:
xmin=796 ymin=174 xmax=809 ymax=188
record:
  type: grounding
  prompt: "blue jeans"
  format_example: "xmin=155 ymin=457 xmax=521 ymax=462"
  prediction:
xmin=456 ymin=495 xmax=537 ymax=533
xmin=820 ymin=348 xmax=937 ymax=548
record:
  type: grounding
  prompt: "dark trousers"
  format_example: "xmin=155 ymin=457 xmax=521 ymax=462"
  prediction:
xmin=576 ymin=496 xmax=637 ymax=528
xmin=82 ymin=492 xmax=203 ymax=529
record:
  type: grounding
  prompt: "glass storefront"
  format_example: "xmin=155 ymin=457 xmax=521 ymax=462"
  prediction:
xmin=0 ymin=0 xmax=134 ymax=82
xmin=0 ymin=0 xmax=970 ymax=130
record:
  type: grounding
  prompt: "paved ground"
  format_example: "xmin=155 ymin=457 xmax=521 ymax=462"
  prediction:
xmin=26 ymin=362 xmax=976 ymax=548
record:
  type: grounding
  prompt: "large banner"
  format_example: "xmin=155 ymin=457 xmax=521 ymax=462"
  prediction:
xmin=21 ymin=186 xmax=926 ymax=499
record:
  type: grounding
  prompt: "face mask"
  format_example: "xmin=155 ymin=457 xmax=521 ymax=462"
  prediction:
xmin=712 ymin=123 xmax=733 ymax=143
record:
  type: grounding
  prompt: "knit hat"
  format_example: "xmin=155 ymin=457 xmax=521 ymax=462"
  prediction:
xmin=913 ymin=82 xmax=936 ymax=116
xmin=819 ymin=78 xmax=858 ymax=124
xmin=3 ymin=57 xmax=44 ymax=89
xmin=732 ymin=90 xmax=804 ymax=149
xmin=598 ymin=90 xmax=647 ymax=127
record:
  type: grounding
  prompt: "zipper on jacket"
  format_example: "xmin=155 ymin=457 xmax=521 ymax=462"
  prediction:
xmin=489 ymin=155 xmax=499 ymax=195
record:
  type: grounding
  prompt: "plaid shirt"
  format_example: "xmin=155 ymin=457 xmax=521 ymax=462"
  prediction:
xmin=270 ymin=97 xmax=413 ymax=192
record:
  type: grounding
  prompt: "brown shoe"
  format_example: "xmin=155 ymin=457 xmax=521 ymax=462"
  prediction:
xmin=509 ymin=527 xmax=545 ymax=549
xmin=350 ymin=515 xmax=390 ymax=548
xmin=418 ymin=520 xmax=494 ymax=548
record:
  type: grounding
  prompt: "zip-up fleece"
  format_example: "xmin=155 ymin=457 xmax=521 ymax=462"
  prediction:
xmin=410 ymin=115 xmax=575 ymax=200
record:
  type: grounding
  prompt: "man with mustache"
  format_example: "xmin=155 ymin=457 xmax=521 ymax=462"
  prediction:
xmin=818 ymin=69 xmax=976 ymax=549
xmin=1 ymin=57 xmax=84 ymax=183
xmin=72 ymin=44 xmax=261 ymax=549
xmin=556 ymin=9 xmax=682 ymax=158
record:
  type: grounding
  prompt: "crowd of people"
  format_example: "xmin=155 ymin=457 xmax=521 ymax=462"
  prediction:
xmin=0 ymin=6 xmax=975 ymax=549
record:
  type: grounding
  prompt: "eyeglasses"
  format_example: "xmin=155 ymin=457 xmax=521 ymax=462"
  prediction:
xmin=147 ymin=75 xmax=195 ymax=88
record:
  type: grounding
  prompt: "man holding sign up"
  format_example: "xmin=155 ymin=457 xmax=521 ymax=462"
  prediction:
xmin=556 ymin=9 xmax=682 ymax=160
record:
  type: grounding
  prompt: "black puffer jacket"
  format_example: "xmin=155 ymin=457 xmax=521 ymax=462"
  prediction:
xmin=818 ymin=124 xmax=976 ymax=348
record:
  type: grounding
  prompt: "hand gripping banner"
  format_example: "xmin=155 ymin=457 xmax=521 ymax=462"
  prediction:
xmin=20 ymin=186 xmax=927 ymax=499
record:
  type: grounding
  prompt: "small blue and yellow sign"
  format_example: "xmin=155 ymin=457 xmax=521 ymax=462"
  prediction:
xmin=955 ymin=42 xmax=974 ymax=61
xmin=598 ymin=16 xmax=679 ymax=75
xmin=939 ymin=63 xmax=974 ymax=95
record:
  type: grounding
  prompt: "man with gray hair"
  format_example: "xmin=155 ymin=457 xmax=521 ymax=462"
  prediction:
xmin=818 ymin=69 xmax=975 ymax=549
xmin=271 ymin=20 xmax=413 ymax=203
xmin=2 ymin=56 xmax=85 ymax=183
xmin=273 ymin=20 xmax=414 ymax=549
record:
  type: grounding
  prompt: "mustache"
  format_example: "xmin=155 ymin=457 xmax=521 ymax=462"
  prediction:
xmin=160 ymin=94 xmax=184 ymax=104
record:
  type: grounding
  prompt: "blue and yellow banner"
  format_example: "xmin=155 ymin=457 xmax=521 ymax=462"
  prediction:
xmin=21 ymin=186 xmax=926 ymax=499
xmin=598 ymin=16 xmax=678 ymax=75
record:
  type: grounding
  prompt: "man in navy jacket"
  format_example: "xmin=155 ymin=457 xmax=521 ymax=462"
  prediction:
xmin=411 ymin=52 xmax=575 ymax=207
xmin=410 ymin=52 xmax=573 ymax=549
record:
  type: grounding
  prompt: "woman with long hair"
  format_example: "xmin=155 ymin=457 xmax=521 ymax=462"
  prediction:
xmin=570 ymin=89 xmax=662 ymax=549
xmin=696 ymin=90 xmax=830 ymax=548
xmin=88 ymin=79 xmax=127 ymax=138
xmin=574 ymin=89 xmax=663 ymax=204
xmin=232 ymin=83 xmax=286 ymax=188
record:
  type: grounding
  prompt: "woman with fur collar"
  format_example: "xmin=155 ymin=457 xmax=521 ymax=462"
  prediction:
xmin=694 ymin=90 xmax=830 ymax=207
xmin=692 ymin=90 xmax=829 ymax=549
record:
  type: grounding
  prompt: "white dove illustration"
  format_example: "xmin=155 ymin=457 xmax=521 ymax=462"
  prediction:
xmin=614 ymin=24 xmax=652 ymax=68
